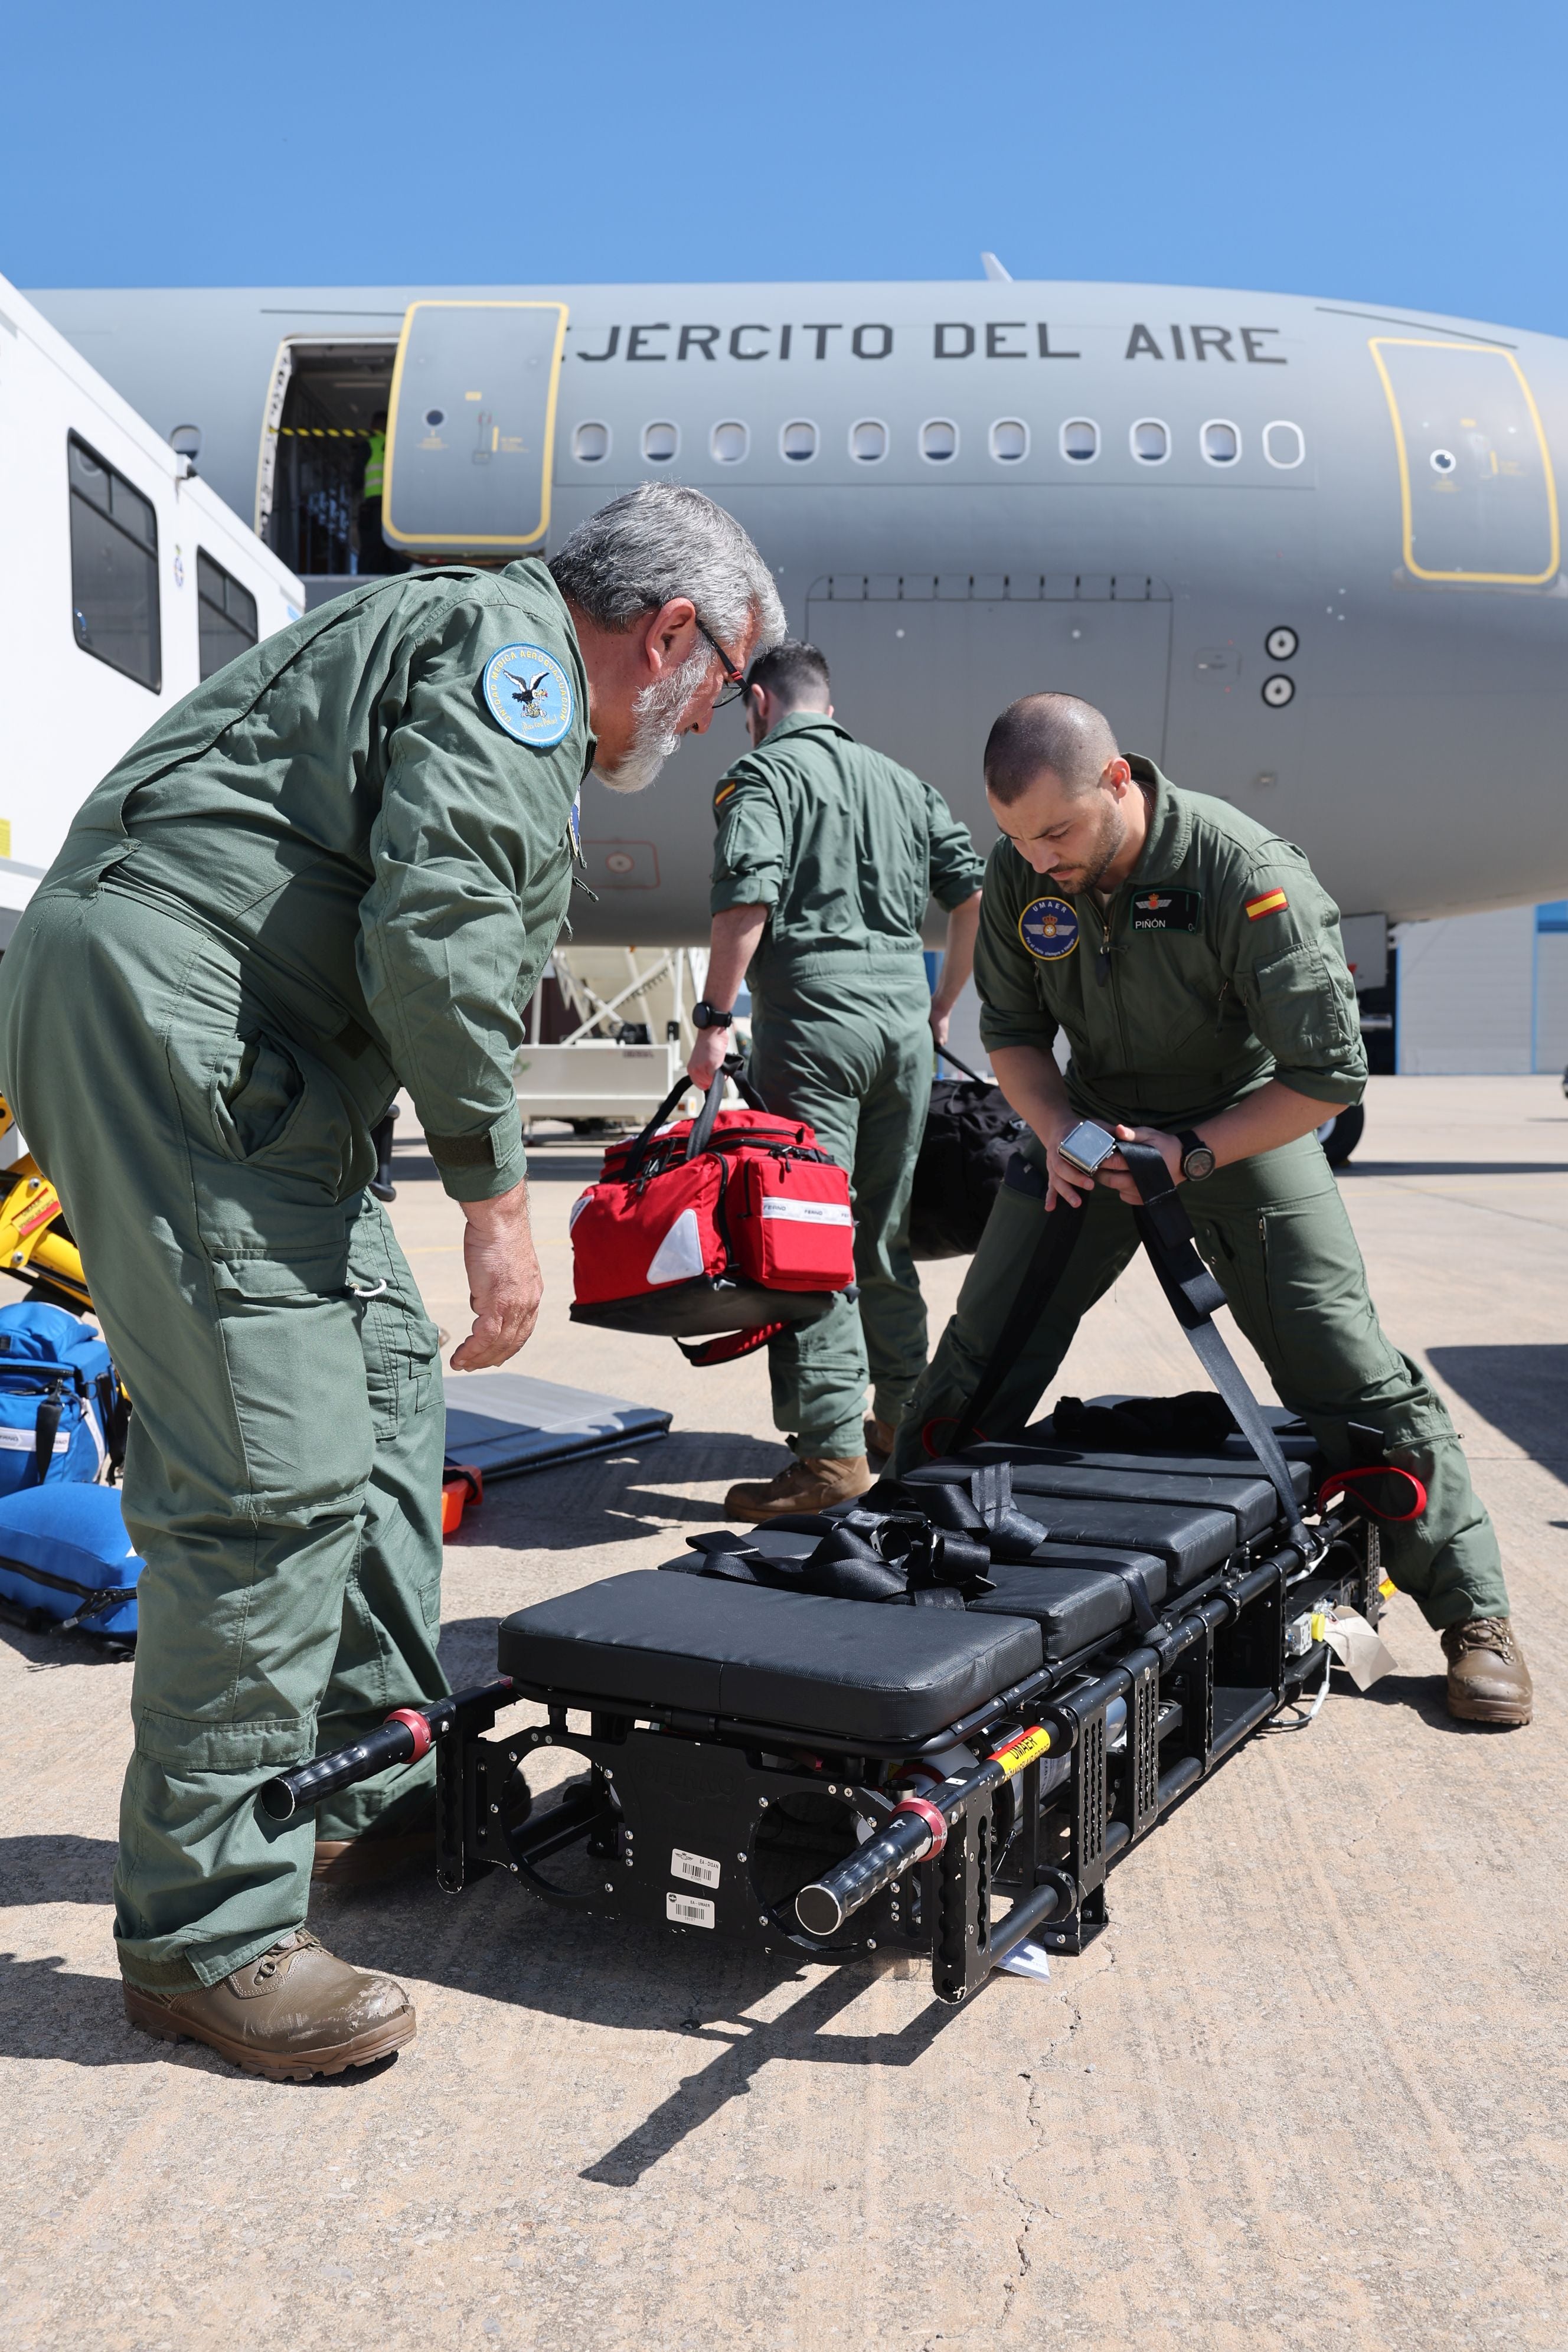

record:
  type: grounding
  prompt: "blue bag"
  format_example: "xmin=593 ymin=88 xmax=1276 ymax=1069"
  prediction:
xmin=0 ymin=1484 xmax=143 ymax=1636
xmin=0 ymin=1301 xmax=116 ymax=1492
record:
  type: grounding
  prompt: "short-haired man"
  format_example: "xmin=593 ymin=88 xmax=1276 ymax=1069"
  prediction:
xmin=0 ymin=484 xmax=783 ymax=2078
xmin=892 ymin=693 xmax=1530 ymax=1729
xmin=688 ymin=641 xmax=984 ymax=1520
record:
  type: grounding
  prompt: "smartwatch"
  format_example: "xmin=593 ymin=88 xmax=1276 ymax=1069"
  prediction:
xmin=1177 ymin=1128 xmax=1216 ymax=1182
xmin=691 ymin=999 xmax=734 ymax=1032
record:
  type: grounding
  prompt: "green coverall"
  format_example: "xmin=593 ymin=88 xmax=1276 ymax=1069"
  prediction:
xmin=710 ymin=713 xmax=984 ymax=1458
xmin=0 ymin=561 xmax=590 ymax=1988
xmin=890 ymin=759 xmax=1508 ymax=1630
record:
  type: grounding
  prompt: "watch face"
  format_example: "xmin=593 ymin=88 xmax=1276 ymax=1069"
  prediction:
xmin=1184 ymin=1145 xmax=1216 ymax=1179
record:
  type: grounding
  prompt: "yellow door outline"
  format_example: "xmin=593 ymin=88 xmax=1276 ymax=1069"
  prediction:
xmin=1370 ymin=336 xmax=1560 ymax=584
xmin=383 ymin=300 xmax=569 ymax=550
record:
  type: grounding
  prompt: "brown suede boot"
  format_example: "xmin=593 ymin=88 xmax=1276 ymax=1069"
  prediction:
xmin=122 ymin=1929 xmax=415 ymax=2080
xmin=725 ymin=1455 xmax=876 ymax=1523
xmin=1442 ymin=1617 xmax=1533 ymax=1726
xmin=864 ymin=1417 xmax=898 ymax=1471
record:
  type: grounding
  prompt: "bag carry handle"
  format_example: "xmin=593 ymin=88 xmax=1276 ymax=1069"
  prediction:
xmin=684 ymin=1054 xmax=769 ymax=1160
xmin=934 ymin=1042 xmax=991 ymax=1087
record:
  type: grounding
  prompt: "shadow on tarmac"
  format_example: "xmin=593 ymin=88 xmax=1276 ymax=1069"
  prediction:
xmin=1345 ymin=1161 xmax=1568 ymax=1177
xmin=1429 ymin=1342 xmax=1568 ymax=1470
xmin=447 ymin=1432 xmax=785 ymax=1554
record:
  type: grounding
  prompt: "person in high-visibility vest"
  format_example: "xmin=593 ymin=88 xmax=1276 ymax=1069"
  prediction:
xmin=357 ymin=409 xmax=407 ymax=575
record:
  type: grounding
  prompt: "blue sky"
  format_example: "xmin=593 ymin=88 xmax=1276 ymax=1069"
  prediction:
xmin=9 ymin=1 xmax=1568 ymax=335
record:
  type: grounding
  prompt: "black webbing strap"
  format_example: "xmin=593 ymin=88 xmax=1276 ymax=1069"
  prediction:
xmin=1118 ymin=1141 xmax=1317 ymax=1556
xmin=948 ymin=1162 xmax=1086 ymax=1452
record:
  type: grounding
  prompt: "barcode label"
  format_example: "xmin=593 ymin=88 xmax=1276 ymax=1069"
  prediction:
xmin=759 ymin=1197 xmax=852 ymax=1225
xmin=671 ymin=1847 xmax=721 ymax=1889
xmin=666 ymin=1891 xmax=716 ymax=1929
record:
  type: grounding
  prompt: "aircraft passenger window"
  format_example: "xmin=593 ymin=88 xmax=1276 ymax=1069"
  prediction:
xmin=573 ymin=422 xmax=610 ymax=462
xmin=920 ymin=419 xmax=959 ymax=463
xmin=711 ymin=421 xmax=749 ymax=463
xmin=1060 ymin=419 xmax=1099 ymax=463
xmin=1131 ymin=419 xmax=1170 ymax=464
xmin=195 ymin=550 xmax=259 ymax=681
xmin=1263 ymin=420 xmax=1305 ymax=469
xmin=850 ymin=420 xmax=888 ymax=463
xmin=989 ymin=419 xmax=1028 ymax=462
xmin=780 ymin=420 xmax=818 ymax=462
xmin=1201 ymin=420 xmax=1240 ymax=465
xmin=67 ymin=433 xmax=161 ymax=692
xmin=642 ymin=421 xmax=680 ymax=463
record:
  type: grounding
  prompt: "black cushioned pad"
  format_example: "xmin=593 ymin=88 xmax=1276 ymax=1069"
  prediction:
xmin=969 ymin=1546 xmax=1171 ymax=1660
xmin=498 ymin=1570 xmax=1042 ymax=1744
xmin=914 ymin=1452 xmax=1291 ymax=1541
xmin=1025 ymin=1405 xmax=1321 ymax=1464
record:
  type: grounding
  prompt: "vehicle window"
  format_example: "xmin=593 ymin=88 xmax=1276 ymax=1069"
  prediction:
xmin=196 ymin=550 xmax=260 ymax=680
xmin=68 ymin=433 xmax=161 ymax=690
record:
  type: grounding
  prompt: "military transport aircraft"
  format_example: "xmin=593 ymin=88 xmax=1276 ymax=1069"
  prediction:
xmin=31 ymin=264 xmax=1568 ymax=999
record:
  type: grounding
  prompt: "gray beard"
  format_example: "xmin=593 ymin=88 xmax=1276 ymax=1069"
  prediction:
xmin=595 ymin=646 xmax=713 ymax=795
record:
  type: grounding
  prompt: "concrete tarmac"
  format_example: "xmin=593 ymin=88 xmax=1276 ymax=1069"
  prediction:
xmin=1 ymin=1074 xmax=1565 ymax=2350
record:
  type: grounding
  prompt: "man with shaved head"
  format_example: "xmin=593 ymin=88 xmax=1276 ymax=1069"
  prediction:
xmin=890 ymin=694 xmax=1530 ymax=1728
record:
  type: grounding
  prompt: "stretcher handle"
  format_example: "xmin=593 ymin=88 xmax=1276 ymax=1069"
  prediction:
xmin=795 ymin=1723 xmax=1057 ymax=1936
xmin=257 ymin=1677 xmax=515 ymax=1821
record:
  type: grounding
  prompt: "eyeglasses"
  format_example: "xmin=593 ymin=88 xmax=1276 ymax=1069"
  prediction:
xmin=692 ymin=615 xmax=748 ymax=707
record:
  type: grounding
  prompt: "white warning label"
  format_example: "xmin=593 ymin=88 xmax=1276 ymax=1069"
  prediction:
xmin=666 ymin=1891 xmax=716 ymax=1929
xmin=671 ymin=1847 xmax=721 ymax=1889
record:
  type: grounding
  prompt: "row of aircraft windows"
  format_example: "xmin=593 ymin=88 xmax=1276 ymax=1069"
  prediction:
xmin=571 ymin=416 xmax=1308 ymax=471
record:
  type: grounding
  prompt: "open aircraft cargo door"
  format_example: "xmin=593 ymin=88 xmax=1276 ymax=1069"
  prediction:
xmin=806 ymin=576 xmax=1172 ymax=836
xmin=1370 ymin=338 xmax=1560 ymax=586
xmin=383 ymin=301 xmax=569 ymax=555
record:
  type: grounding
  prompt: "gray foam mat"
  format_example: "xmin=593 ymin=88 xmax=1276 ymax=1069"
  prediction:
xmin=442 ymin=1371 xmax=671 ymax=1479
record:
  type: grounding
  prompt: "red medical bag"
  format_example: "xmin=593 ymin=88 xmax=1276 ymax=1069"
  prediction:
xmin=569 ymin=1066 xmax=855 ymax=1363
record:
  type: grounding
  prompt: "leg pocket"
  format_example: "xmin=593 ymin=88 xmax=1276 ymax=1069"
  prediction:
xmin=208 ymin=1252 xmax=375 ymax=1511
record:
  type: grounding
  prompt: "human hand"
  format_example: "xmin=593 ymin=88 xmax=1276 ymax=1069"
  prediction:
xmin=929 ymin=1001 xmax=953 ymax=1050
xmin=1037 ymin=1118 xmax=1097 ymax=1213
xmin=1094 ymin=1123 xmax=1183 ymax=1204
xmin=451 ymin=1182 xmax=543 ymax=1368
xmin=685 ymin=1026 xmax=730 ymax=1089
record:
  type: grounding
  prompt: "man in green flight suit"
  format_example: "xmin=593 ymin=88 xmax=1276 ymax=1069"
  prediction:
xmin=892 ymin=692 xmax=1531 ymax=1729
xmin=686 ymin=641 xmax=984 ymax=1521
xmin=0 ymin=484 xmax=783 ymax=2079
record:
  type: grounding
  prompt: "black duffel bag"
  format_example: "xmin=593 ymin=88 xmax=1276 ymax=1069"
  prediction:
xmin=909 ymin=1048 xmax=1026 ymax=1259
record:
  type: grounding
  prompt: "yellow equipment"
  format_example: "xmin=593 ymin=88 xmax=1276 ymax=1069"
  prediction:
xmin=0 ymin=1093 xmax=91 ymax=1314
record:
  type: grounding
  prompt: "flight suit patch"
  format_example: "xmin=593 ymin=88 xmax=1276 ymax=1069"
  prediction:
xmin=1246 ymin=887 xmax=1289 ymax=921
xmin=714 ymin=779 xmax=739 ymax=809
xmin=1019 ymin=896 xmax=1080 ymax=960
xmin=482 ymin=643 xmax=575 ymax=747
xmin=1129 ymin=887 xmax=1203 ymax=933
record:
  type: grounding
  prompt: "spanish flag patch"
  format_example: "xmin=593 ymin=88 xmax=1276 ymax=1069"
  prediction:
xmin=1245 ymin=887 xmax=1289 ymax=921
xmin=714 ymin=780 xmax=739 ymax=809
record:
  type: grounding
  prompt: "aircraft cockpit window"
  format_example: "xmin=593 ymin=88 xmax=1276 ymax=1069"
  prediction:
xmin=711 ymin=421 xmax=749 ymax=464
xmin=1131 ymin=419 xmax=1170 ymax=465
xmin=196 ymin=550 xmax=259 ymax=681
xmin=67 ymin=432 xmax=161 ymax=692
xmin=989 ymin=419 xmax=1029 ymax=462
xmin=1201 ymin=420 xmax=1240 ymax=466
xmin=850 ymin=420 xmax=888 ymax=463
xmin=642 ymin=421 xmax=680 ymax=463
xmin=1060 ymin=419 xmax=1099 ymax=463
xmin=920 ymin=420 xmax=959 ymax=463
xmin=781 ymin=421 xmax=818 ymax=462
xmin=573 ymin=422 xmax=610 ymax=462
xmin=1263 ymin=420 xmax=1306 ymax=469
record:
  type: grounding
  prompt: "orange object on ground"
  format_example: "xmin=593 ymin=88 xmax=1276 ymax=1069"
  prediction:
xmin=441 ymin=1464 xmax=484 ymax=1538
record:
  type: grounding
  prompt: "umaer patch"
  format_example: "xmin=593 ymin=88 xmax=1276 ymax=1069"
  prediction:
xmin=1245 ymin=886 xmax=1290 ymax=922
xmin=1018 ymin=896 xmax=1080 ymax=961
xmin=482 ymin=643 xmax=574 ymax=748
xmin=1129 ymin=887 xmax=1203 ymax=933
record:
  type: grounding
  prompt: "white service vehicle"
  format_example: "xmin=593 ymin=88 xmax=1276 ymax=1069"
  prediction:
xmin=0 ymin=271 xmax=302 ymax=946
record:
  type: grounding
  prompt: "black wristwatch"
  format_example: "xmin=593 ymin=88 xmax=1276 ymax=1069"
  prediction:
xmin=691 ymin=999 xmax=734 ymax=1031
xmin=1177 ymin=1128 xmax=1216 ymax=1181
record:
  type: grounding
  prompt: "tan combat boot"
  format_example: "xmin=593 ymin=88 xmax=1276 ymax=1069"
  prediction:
xmin=725 ymin=1455 xmax=876 ymax=1524
xmin=122 ymin=1928 xmax=416 ymax=2080
xmin=1442 ymin=1617 xmax=1533 ymax=1726
xmin=863 ymin=1417 xmax=899 ymax=1471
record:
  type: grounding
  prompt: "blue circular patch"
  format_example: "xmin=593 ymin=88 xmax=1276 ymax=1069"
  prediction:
xmin=482 ymin=642 xmax=575 ymax=749
xmin=1018 ymin=896 xmax=1080 ymax=961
